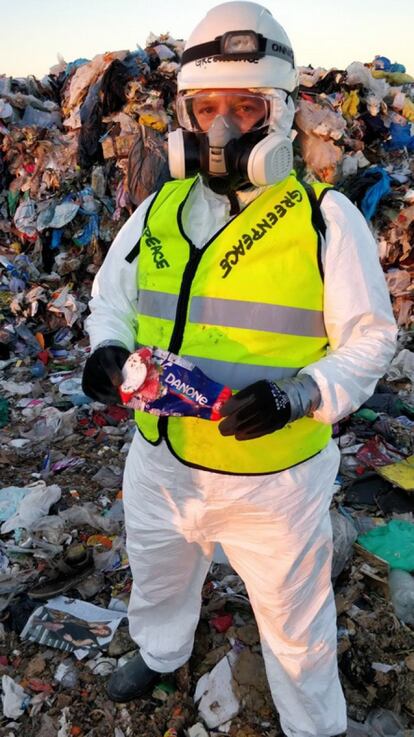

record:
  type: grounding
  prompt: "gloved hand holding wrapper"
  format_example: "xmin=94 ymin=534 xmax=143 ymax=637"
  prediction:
xmin=118 ymin=347 xmax=232 ymax=420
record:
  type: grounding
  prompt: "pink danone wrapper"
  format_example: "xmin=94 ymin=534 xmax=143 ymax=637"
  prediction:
xmin=118 ymin=347 xmax=232 ymax=420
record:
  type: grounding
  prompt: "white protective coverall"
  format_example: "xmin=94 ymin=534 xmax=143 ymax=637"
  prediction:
xmin=85 ymin=177 xmax=397 ymax=737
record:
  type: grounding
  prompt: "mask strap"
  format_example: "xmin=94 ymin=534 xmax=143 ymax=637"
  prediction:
xmin=227 ymin=190 xmax=240 ymax=215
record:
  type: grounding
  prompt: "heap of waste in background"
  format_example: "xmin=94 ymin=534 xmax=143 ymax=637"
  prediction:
xmin=0 ymin=36 xmax=413 ymax=737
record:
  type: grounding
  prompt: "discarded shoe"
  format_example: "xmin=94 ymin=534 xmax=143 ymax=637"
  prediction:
xmin=28 ymin=543 xmax=94 ymax=600
xmin=106 ymin=651 xmax=160 ymax=702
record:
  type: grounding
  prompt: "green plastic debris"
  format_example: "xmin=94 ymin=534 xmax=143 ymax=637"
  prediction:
xmin=152 ymin=680 xmax=176 ymax=701
xmin=7 ymin=189 xmax=20 ymax=216
xmin=358 ymin=519 xmax=414 ymax=571
xmin=354 ymin=408 xmax=378 ymax=422
xmin=0 ymin=397 xmax=9 ymax=428
xmin=394 ymin=399 xmax=414 ymax=419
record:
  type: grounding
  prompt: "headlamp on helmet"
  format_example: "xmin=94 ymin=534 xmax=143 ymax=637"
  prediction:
xmin=180 ymin=29 xmax=294 ymax=68
xmin=222 ymin=30 xmax=259 ymax=54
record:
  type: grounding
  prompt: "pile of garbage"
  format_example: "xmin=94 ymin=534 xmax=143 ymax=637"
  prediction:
xmin=295 ymin=55 xmax=414 ymax=329
xmin=0 ymin=48 xmax=413 ymax=341
xmin=0 ymin=36 xmax=177 ymax=362
xmin=0 ymin=40 xmax=414 ymax=737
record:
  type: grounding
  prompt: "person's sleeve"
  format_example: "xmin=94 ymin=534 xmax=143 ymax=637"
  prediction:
xmin=84 ymin=193 xmax=156 ymax=352
xmin=301 ymin=190 xmax=398 ymax=424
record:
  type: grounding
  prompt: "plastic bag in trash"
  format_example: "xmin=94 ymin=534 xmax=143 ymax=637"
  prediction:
xmin=330 ymin=509 xmax=358 ymax=579
xmin=366 ymin=707 xmax=405 ymax=737
xmin=1 ymin=481 xmax=61 ymax=534
xmin=1 ymin=674 xmax=30 ymax=719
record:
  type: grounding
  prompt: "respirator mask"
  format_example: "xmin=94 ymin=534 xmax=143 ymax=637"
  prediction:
xmin=168 ymin=88 xmax=295 ymax=193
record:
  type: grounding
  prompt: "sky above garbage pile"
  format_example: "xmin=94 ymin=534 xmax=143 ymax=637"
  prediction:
xmin=1 ymin=0 xmax=413 ymax=78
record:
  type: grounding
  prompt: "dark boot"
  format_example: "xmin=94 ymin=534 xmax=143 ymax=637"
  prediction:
xmin=107 ymin=652 xmax=160 ymax=702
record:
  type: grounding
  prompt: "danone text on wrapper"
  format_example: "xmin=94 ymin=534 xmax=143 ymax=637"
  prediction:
xmin=118 ymin=347 xmax=232 ymax=420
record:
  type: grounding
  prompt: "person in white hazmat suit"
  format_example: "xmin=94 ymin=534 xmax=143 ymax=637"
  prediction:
xmin=82 ymin=2 xmax=397 ymax=735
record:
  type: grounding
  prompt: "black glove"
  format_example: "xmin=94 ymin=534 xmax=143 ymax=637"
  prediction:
xmin=219 ymin=380 xmax=291 ymax=441
xmin=82 ymin=346 xmax=130 ymax=404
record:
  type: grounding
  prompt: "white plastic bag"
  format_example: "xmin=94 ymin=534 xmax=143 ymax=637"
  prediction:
xmin=1 ymin=675 xmax=29 ymax=719
xmin=1 ymin=482 xmax=61 ymax=533
xmin=386 ymin=349 xmax=414 ymax=382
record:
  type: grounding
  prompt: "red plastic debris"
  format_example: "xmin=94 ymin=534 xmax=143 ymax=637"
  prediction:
xmin=37 ymin=350 xmax=50 ymax=365
xmin=25 ymin=679 xmax=55 ymax=693
xmin=210 ymin=612 xmax=233 ymax=633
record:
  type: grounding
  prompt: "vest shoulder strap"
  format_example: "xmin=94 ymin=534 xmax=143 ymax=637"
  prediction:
xmin=302 ymin=180 xmax=333 ymax=278
xmin=302 ymin=181 xmax=328 ymax=239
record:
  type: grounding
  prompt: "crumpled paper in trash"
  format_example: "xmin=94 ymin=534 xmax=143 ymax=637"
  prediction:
xmin=47 ymin=287 xmax=86 ymax=327
xmin=194 ymin=651 xmax=240 ymax=728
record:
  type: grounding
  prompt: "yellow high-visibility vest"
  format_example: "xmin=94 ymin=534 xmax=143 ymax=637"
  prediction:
xmin=131 ymin=173 xmax=332 ymax=474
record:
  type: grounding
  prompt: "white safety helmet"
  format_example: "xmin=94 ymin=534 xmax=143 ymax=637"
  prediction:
xmin=177 ymin=1 xmax=298 ymax=94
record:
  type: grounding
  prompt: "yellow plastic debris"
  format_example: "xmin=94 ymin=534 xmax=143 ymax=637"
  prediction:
xmin=138 ymin=112 xmax=168 ymax=133
xmin=342 ymin=90 xmax=360 ymax=118
xmin=371 ymin=70 xmax=414 ymax=85
xmin=402 ymin=98 xmax=414 ymax=123
xmin=376 ymin=455 xmax=414 ymax=491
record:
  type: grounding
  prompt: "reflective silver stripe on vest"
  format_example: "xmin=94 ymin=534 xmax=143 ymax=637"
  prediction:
xmin=139 ymin=291 xmax=326 ymax=339
xmin=138 ymin=289 xmax=178 ymax=320
xmin=189 ymin=296 xmax=326 ymax=338
xmin=182 ymin=354 xmax=299 ymax=390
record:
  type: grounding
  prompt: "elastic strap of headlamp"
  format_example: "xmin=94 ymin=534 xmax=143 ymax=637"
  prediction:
xmin=181 ymin=32 xmax=294 ymax=67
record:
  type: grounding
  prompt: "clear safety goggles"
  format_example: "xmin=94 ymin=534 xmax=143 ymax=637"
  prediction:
xmin=176 ymin=89 xmax=280 ymax=133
